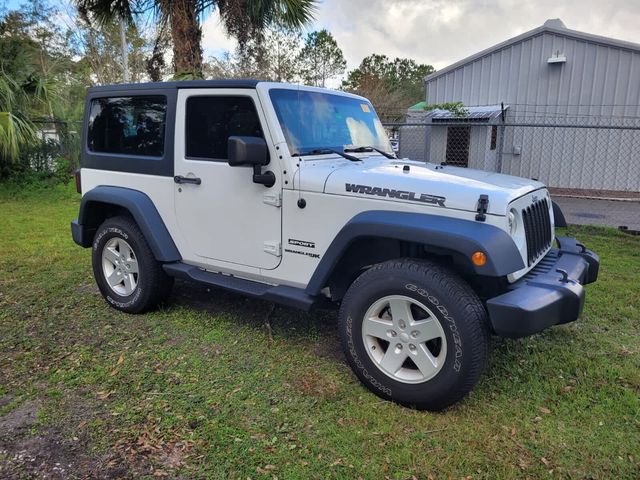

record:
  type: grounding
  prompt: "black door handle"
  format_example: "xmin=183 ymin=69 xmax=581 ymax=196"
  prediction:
xmin=174 ymin=175 xmax=201 ymax=185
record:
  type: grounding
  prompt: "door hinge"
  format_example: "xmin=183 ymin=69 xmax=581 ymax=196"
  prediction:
xmin=263 ymin=241 xmax=281 ymax=257
xmin=263 ymin=192 xmax=281 ymax=207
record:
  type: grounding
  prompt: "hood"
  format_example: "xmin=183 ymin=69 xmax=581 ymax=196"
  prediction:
xmin=295 ymin=156 xmax=546 ymax=215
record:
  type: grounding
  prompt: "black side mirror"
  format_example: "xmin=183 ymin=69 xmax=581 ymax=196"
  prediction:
xmin=227 ymin=136 xmax=275 ymax=187
xmin=228 ymin=136 xmax=269 ymax=167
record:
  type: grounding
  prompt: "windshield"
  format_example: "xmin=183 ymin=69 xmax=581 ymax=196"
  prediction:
xmin=269 ymin=88 xmax=392 ymax=156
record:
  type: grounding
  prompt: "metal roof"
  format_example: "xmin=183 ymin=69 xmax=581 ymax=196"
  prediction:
xmin=429 ymin=105 xmax=504 ymax=121
xmin=87 ymin=79 xmax=261 ymax=93
xmin=407 ymin=105 xmax=506 ymax=123
xmin=426 ymin=18 xmax=640 ymax=83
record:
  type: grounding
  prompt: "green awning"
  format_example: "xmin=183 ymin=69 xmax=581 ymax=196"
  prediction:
xmin=409 ymin=101 xmax=428 ymax=110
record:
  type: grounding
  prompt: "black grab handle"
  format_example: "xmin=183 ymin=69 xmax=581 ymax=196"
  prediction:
xmin=174 ymin=175 xmax=202 ymax=185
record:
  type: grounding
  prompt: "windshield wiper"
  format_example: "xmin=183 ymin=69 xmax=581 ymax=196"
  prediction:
xmin=344 ymin=145 xmax=396 ymax=159
xmin=292 ymin=148 xmax=361 ymax=162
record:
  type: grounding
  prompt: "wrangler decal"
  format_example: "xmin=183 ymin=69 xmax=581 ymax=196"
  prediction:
xmin=345 ymin=183 xmax=446 ymax=207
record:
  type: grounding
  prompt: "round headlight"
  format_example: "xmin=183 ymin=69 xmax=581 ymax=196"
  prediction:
xmin=508 ymin=209 xmax=518 ymax=235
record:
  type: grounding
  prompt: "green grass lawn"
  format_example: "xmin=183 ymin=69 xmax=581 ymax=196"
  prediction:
xmin=0 ymin=182 xmax=638 ymax=479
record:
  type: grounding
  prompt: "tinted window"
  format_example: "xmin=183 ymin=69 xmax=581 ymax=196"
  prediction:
xmin=185 ymin=96 xmax=263 ymax=160
xmin=88 ymin=96 xmax=166 ymax=157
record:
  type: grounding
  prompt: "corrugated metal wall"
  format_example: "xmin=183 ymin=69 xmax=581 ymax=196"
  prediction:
xmin=425 ymin=31 xmax=640 ymax=190
xmin=427 ymin=31 xmax=640 ymax=118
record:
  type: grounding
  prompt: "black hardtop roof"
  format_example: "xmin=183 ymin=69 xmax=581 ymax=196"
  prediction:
xmin=87 ymin=79 xmax=261 ymax=93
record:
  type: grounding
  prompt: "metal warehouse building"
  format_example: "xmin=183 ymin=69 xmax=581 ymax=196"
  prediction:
xmin=407 ymin=19 xmax=640 ymax=192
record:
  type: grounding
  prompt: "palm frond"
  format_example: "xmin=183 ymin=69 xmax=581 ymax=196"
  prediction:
xmin=75 ymin=0 xmax=144 ymax=26
xmin=0 ymin=73 xmax=19 ymax=112
xmin=269 ymin=0 xmax=317 ymax=29
xmin=0 ymin=111 xmax=37 ymax=162
xmin=218 ymin=0 xmax=317 ymax=47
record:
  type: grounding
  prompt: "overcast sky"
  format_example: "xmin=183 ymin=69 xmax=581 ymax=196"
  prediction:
xmin=203 ymin=0 xmax=640 ymax=73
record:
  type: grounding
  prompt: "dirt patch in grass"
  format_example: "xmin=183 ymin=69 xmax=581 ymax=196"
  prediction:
xmin=0 ymin=427 xmax=126 ymax=480
xmin=0 ymin=400 xmax=39 ymax=437
xmin=0 ymin=401 xmax=97 ymax=479
xmin=76 ymin=282 xmax=100 ymax=295
xmin=312 ymin=335 xmax=345 ymax=364
xmin=290 ymin=368 xmax=340 ymax=399
xmin=0 ymin=397 xmax=132 ymax=479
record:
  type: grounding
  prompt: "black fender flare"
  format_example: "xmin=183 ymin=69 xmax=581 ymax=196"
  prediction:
xmin=305 ymin=210 xmax=524 ymax=295
xmin=73 ymin=186 xmax=181 ymax=262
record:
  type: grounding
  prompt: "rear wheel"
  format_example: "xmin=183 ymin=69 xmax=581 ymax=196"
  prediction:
xmin=338 ymin=258 xmax=490 ymax=410
xmin=92 ymin=216 xmax=173 ymax=313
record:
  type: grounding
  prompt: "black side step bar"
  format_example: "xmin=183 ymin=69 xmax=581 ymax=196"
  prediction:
xmin=163 ymin=262 xmax=319 ymax=311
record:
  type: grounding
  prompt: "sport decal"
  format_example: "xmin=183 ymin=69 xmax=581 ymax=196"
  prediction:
xmin=288 ymin=238 xmax=316 ymax=249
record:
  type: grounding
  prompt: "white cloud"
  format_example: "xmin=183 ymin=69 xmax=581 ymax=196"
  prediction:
xmin=311 ymin=0 xmax=640 ymax=70
xmin=201 ymin=10 xmax=238 ymax=58
xmin=200 ymin=0 xmax=640 ymax=78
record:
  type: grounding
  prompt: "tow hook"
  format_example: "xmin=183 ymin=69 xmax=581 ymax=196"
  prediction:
xmin=556 ymin=268 xmax=571 ymax=283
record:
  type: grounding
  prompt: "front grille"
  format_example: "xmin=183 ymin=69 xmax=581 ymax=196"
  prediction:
xmin=522 ymin=198 xmax=552 ymax=266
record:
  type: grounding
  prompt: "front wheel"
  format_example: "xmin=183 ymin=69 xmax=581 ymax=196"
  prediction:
xmin=338 ymin=259 xmax=490 ymax=411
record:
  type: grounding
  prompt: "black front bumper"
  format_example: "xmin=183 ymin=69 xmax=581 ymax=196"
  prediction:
xmin=486 ymin=237 xmax=600 ymax=338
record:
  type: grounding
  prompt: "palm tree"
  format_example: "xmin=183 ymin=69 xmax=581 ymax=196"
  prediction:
xmin=0 ymin=72 xmax=37 ymax=174
xmin=77 ymin=0 xmax=318 ymax=79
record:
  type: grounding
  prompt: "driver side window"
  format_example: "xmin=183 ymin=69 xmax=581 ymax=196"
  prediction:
xmin=185 ymin=95 xmax=263 ymax=161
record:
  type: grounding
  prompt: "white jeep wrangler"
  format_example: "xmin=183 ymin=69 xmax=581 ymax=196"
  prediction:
xmin=71 ymin=80 xmax=599 ymax=410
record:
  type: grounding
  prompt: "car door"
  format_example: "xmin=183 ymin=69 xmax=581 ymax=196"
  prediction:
xmin=174 ymin=88 xmax=282 ymax=270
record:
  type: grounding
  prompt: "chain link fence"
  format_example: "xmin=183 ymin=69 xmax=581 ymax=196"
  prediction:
xmin=4 ymin=119 xmax=83 ymax=179
xmin=383 ymin=110 xmax=640 ymax=232
xmin=30 ymin=119 xmax=82 ymax=172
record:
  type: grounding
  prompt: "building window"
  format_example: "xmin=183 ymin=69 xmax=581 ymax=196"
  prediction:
xmin=88 ymin=96 xmax=166 ymax=157
xmin=490 ymin=125 xmax=498 ymax=150
xmin=185 ymin=96 xmax=263 ymax=161
xmin=445 ymin=126 xmax=470 ymax=167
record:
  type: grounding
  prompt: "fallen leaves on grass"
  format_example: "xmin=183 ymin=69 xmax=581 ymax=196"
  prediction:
xmin=115 ymin=425 xmax=194 ymax=474
xmin=256 ymin=464 xmax=276 ymax=474
xmin=97 ymin=390 xmax=115 ymax=400
xmin=226 ymin=386 xmax=242 ymax=398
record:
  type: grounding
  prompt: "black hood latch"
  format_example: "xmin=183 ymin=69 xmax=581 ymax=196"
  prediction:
xmin=475 ymin=194 xmax=489 ymax=222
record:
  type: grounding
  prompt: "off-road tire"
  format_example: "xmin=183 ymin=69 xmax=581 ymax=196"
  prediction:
xmin=92 ymin=215 xmax=174 ymax=313
xmin=338 ymin=258 xmax=490 ymax=411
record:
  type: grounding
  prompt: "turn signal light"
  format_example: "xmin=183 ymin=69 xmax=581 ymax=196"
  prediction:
xmin=471 ymin=251 xmax=487 ymax=266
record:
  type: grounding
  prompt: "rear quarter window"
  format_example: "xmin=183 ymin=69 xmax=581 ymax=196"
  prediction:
xmin=87 ymin=96 xmax=167 ymax=157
